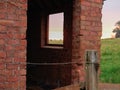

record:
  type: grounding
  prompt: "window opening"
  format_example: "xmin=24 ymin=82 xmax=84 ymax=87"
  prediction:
xmin=47 ymin=12 xmax=64 ymax=45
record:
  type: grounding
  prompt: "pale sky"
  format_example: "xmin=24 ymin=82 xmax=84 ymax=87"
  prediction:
xmin=49 ymin=13 xmax=63 ymax=40
xmin=102 ymin=0 xmax=120 ymax=38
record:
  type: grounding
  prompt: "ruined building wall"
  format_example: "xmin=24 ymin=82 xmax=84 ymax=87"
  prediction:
xmin=0 ymin=0 xmax=103 ymax=89
xmin=0 ymin=0 xmax=27 ymax=90
xmin=71 ymin=0 xmax=103 ymax=84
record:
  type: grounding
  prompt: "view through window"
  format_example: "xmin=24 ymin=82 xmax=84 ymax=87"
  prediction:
xmin=48 ymin=12 xmax=64 ymax=45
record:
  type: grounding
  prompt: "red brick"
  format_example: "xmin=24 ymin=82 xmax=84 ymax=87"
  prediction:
xmin=96 ymin=0 xmax=102 ymax=3
xmin=0 ymin=63 xmax=5 ymax=70
xmin=19 ymin=76 xmax=26 ymax=82
xmin=19 ymin=15 xmax=26 ymax=21
xmin=11 ymin=68 xmax=26 ymax=76
xmin=0 ymin=8 xmax=6 ymax=13
xmin=81 ymin=1 xmax=91 ymax=6
xmin=6 ymin=64 xmax=19 ymax=70
xmin=15 ymin=51 xmax=26 ymax=58
xmin=5 ymin=70 xmax=14 ymax=76
xmin=7 ymin=13 xmax=19 ymax=20
xmin=12 ymin=82 xmax=19 ymax=90
xmin=13 ymin=70 xmax=20 ymax=76
xmin=20 ymin=33 xmax=26 ymax=39
xmin=0 ymin=76 xmax=6 ymax=82
xmin=6 ymin=76 xmax=19 ymax=82
xmin=5 ymin=58 xmax=14 ymax=63
xmin=0 ymin=83 xmax=5 ymax=89
xmin=20 ymin=64 xmax=26 ymax=69
xmin=6 ymin=51 xmax=14 ymax=58
xmin=19 ymin=80 xmax=26 ymax=90
xmin=0 ymin=20 xmax=14 ymax=26
xmin=0 ymin=70 xmax=5 ymax=76
xmin=5 ymin=83 xmax=14 ymax=89
xmin=15 ymin=45 xmax=25 ymax=51
xmin=0 ymin=59 xmax=4 ymax=63
xmin=5 ymin=45 xmax=13 ymax=51
xmin=13 ymin=20 xmax=27 ymax=27
xmin=0 ymin=34 xmax=7 ymax=39
xmin=20 ymin=40 xmax=27 ymax=46
xmin=14 ymin=58 xmax=26 ymax=63
xmin=0 ymin=51 xmax=6 ymax=59
xmin=20 ymin=69 xmax=26 ymax=75
xmin=0 ymin=13 xmax=7 ymax=19
xmin=7 ymin=39 xmax=20 ymax=45
xmin=0 ymin=3 xmax=6 ymax=9
xmin=0 ymin=39 xmax=5 ymax=45
xmin=19 ymin=0 xmax=27 ymax=3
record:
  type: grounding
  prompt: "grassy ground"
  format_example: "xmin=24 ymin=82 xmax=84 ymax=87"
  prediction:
xmin=49 ymin=39 xmax=63 ymax=44
xmin=100 ymin=38 xmax=120 ymax=83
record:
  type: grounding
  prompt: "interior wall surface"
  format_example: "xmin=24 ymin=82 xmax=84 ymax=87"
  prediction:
xmin=27 ymin=0 xmax=73 ymax=88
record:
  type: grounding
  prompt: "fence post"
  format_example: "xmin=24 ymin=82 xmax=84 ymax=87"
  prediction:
xmin=85 ymin=50 xmax=99 ymax=90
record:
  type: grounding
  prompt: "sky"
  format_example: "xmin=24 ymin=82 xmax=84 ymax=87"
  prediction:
xmin=102 ymin=0 xmax=120 ymax=38
xmin=49 ymin=13 xmax=64 ymax=40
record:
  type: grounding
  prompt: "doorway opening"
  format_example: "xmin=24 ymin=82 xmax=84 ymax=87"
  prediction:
xmin=27 ymin=0 xmax=73 ymax=89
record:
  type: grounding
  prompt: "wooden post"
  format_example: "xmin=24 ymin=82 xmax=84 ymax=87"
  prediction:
xmin=85 ymin=50 xmax=98 ymax=90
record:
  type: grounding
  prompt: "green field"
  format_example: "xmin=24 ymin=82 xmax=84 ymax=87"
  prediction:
xmin=100 ymin=38 xmax=120 ymax=83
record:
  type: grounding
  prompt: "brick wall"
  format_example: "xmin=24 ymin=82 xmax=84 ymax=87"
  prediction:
xmin=72 ymin=0 xmax=103 ymax=84
xmin=0 ymin=0 xmax=27 ymax=90
xmin=0 ymin=0 xmax=103 ymax=89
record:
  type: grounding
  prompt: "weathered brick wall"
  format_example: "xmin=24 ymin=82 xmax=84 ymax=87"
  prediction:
xmin=72 ymin=0 xmax=103 ymax=84
xmin=0 ymin=0 xmax=27 ymax=90
xmin=0 ymin=0 xmax=103 ymax=89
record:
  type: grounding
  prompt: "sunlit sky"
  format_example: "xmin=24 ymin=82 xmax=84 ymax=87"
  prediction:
xmin=49 ymin=13 xmax=64 ymax=40
xmin=102 ymin=0 xmax=120 ymax=38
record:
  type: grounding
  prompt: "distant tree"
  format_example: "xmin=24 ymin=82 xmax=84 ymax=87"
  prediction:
xmin=111 ymin=21 xmax=120 ymax=38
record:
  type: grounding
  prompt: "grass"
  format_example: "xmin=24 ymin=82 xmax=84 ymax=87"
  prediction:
xmin=100 ymin=38 xmax=120 ymax=83
xmin=49 ymin=39 xmax=63 ymax=44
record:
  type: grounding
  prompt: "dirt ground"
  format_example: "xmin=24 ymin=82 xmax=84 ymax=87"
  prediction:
xmin=99 ymin=83 xmax=120 ymax=90
xmin=27 ymin=83 xmax=120 ymax=90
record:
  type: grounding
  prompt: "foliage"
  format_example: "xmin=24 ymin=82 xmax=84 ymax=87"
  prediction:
xmin=100 ymin=38 xmax=120 ymax=83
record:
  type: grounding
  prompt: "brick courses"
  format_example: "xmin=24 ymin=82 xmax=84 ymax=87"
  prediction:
xmin=0 ymin=0 xmax=27 ymax=90
xmin=0 ymin=0 xmax=103 ymax=89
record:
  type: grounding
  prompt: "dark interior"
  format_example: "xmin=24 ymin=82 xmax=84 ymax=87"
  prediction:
xmin=27 ymin=0 xmax=73 ymax=89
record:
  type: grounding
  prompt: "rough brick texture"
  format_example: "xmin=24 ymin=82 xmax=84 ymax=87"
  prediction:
xmin=72 ymin=0 xmax=103 ymax=84
xmin=0 ymin=0 xmax=103 ymax=89
xmin=0 ymin=0 xmax=27 ymax=90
